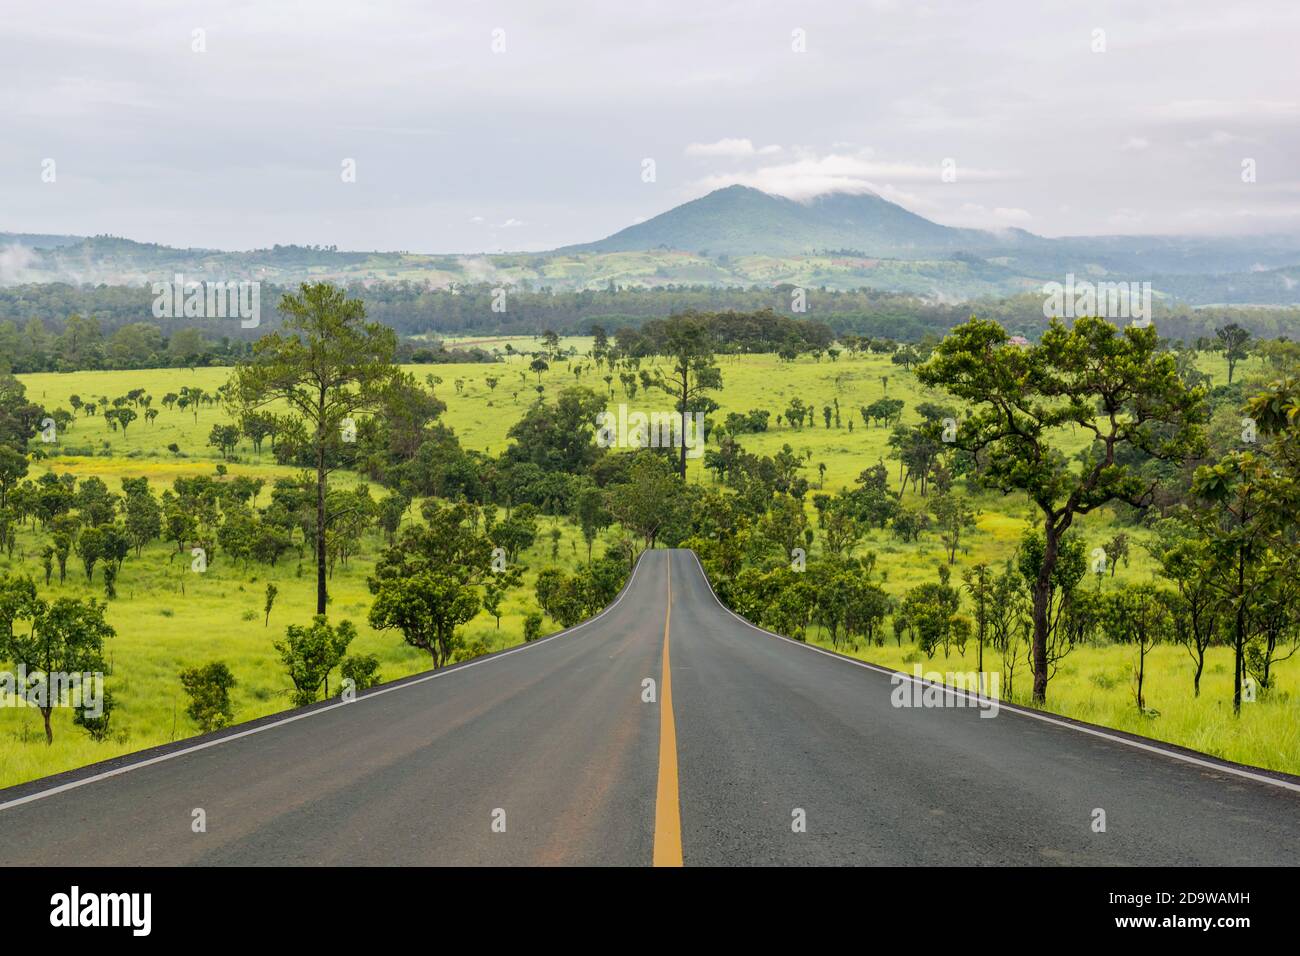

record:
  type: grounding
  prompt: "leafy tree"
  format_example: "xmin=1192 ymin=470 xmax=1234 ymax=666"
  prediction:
xmin=369 ymin=571 xmax=479 ymax=668
xmin=75 ymin=476 xmax=117 ymax=526
xmin=862 ymin=398 xmax=904 ymax=428
xmin=0 ymin=573 xmax=39 ymax=661
xmin=76 ymin=525 xmax=106 ymax=582
xmin=240 ymin=411 xmax=278 ymax=454
xmin=123 ymin=483 xmax=162 ymax=555
xmin=1103 ymin=583 xmax=1173 ymax=713
xmin=50 ymin=526 xmax=73 ymax=584
xmin=644 ymin=314 xmax=722 ymax=478
xmin=843 ymin=464 xmax=900 ymax=530
xmin=491 ymin=510 xmax=539 ymax=561
xmin=812 ymin=556 xmax=887 ymax=649
xmin=758 ymin=495 xmax=808 ymax=559
xmin=1246 ymin=574 xmax=1300 ymax=696
xmin=1191 ymin=451 xmax=1289 ymax=713
xmin=7 ymin=592 xmax=114 ymax=744
xmin=0 ymin=445 xmax=28 ymax=508
xmin=821 ymin=505 xmax=864 ymax=556
xmin=0 ymin=507 xmax=15 ymax=560
xmin=73 ymin=689 xmax=116 ymax=742
xmin=606 ymin=452 xmax=692 ymax=552
xmin=377 ymin=492 xmax=409 ymax=544
xmin=236 ymin=283 xmax=398 ymax=615
xmin=574 ymin=481 xmax=610 ymax=562
xmin=1153 ymin=533 xmax=1221 ymax=696
xmin=1214 ymin=323 xmax=1251 ymax=384
xmin=274 ymin=615 xmax=356 ymax=705
xmin=483 ymin=582 xmax=505 ymax=630
xmin=931 ymin=492 xmax=977 ymax=564
xmin=1103 ymin=532 xmax=1130 ymax=578
xmin=0 ymin=374 xmax=48 ymax=454
xmin=504 ymin=387 xmax=605 ymax=474
xmin=179 ymin=661 xmax=238 ymax=731
xmin=207 ymin=423 xmax=240 ymax=460
xmin=898 ymin=568 xmax=963 ymax=658
xmin=891 ymin=507 xmax=930 ymax=543
xmin=107 ymin=406 xmax=138 ymax=436
xmin=919 ymin=317 xmax=1205 ymax=702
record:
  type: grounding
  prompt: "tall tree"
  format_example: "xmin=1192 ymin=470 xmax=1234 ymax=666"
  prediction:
xmin=1214 ymin=323 xmax=1251 ymax=385
xmin=646 ymin=314 xmax=722 ymax=479
xmin=931 ymin=492 xmax=977 ymax=564
xmin=236 ymin=283 xmax=397 ymax=615
xmin=1152 ymin=532 xmax=1221 ymax=697
xmin=962 ymin=563 xmax=993 ymax=678
xmin=918 ymin=317 xmax=1205 ymax=702
xmin=1103 ymin=583 xmax=1172 ymax=713
xmin=1191 ymin=454 xmax=1291 ymax=712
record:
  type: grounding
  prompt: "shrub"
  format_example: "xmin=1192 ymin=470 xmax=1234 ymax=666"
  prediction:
xmin=340 ymin=653 xmax=382 ymax=692
xmin=179 ymin=661 xmax=237 ymax=732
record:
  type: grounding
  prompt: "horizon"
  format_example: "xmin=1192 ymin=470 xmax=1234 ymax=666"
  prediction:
xmin=11 ymin=183 xmax=1300 ymax=259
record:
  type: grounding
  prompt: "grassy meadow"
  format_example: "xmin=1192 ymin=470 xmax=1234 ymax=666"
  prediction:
xmin=4 ymin=343 xmax=1297 ymax=786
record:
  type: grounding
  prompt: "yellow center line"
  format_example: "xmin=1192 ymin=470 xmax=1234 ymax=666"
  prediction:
xmin=653 ymin=557 xmax=683 ymax=867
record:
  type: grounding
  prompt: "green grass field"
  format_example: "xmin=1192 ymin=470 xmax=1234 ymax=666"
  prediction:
xmin=5 ymin=344 xmax=1295 ymax=787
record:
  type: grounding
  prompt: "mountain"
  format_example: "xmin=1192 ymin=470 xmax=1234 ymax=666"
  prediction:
xmin=560 ymin=185 xmax=1300 ymax=278
xmin=558 ymin=185 xmax=1031 ymax=258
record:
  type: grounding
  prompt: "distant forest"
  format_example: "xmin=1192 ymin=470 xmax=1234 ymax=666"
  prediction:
xmin=2 ymin=280 xmax=1298 ymax=373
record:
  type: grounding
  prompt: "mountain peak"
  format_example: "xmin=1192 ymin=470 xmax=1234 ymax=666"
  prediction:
xmin=559 ymin=185 xmax=1007 ymax=258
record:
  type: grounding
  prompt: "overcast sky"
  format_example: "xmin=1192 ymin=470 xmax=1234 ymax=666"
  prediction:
xmin=3 ymin=0 xmax=1299 ymax=252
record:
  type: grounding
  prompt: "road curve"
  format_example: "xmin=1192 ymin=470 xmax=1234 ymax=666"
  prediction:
xmin=1 ymin=548 xmax=1297 ymax=865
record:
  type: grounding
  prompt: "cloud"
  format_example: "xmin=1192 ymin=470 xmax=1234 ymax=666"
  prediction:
xmin=1184 ymin=129 xmax=1251 ymax=149
xmin=0 ymin=244 xmax=37 ymax=285
xmin=992 ymin=207 xmax=1032 ymax=223
xmin=1156 ymin=99 xmax=1300 ymax=121
xmin=684 ymin=138 xmax=757 ymax=158
xmin=456 ymin=256 xmax=502 ymax=282
xmin=1120 ymin=137 xmax=1150 ymax=151
xmin=691 ymin=151 xmax=1013 ymax=201
xmin=947 ymin=202 xmax=1032 ymax=228
xmin=1108 ymin=208 xmax=1146 ymax=228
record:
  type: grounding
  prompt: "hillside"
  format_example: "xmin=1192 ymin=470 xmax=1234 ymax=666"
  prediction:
xmin=0 ymin=231 xmax=85 ymax=249
xmin=558 ymin=185 xmax=1012 ymax=258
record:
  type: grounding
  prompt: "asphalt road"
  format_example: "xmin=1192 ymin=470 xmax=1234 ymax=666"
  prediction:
xmin=1 ymin=548 xmax=1297 ymax=866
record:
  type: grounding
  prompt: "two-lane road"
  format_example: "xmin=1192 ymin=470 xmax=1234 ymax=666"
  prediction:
xmin=2 ymin=549 xmax=1297 ymax=865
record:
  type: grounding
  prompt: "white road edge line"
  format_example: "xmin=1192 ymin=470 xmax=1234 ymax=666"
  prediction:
xmin=0 ymin=554 xmax=648 ymax=813
xmin=686 ymin=551 xmax=1300 ymax=795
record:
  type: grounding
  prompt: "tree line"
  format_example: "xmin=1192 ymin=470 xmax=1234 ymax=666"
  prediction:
xmin=5 ymin=280 xmax=1297 ymax=373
